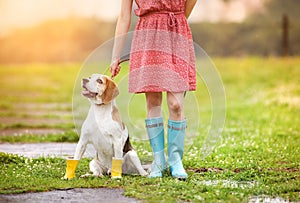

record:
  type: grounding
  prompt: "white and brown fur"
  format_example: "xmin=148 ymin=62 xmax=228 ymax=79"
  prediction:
xmin=74 ymin=74 xmax=147 ymax=177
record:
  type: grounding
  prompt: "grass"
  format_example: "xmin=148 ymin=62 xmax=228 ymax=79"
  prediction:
xmin=0 ymin=63 xmax=80 ymax=103
xmin=0 ymin=63 xmax=77 ymax=136
xmin=0 ymin=57 xmax=299 ymax=202
xmin=0 ymin=123 xmax=74 ymax=130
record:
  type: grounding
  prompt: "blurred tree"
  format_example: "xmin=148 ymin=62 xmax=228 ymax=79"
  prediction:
xmin=0 ymin=17 xmax=115 ymax=63
xmin=266 ymin=0 xmax=300 ymax=21
xmin=190 ymin=0 xmax=300 ymax=56
xmin=1 ymin=0 xmax=300 ymax=62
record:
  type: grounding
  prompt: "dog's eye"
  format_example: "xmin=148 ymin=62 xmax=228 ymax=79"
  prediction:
xmin=97 ymin=79 xmax=103 ymax=84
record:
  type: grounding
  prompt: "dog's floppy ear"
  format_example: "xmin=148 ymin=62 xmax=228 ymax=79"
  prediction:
xmin=101 ymin=77 xmax=119 ymax=104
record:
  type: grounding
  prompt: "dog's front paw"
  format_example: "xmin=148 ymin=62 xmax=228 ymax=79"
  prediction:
xmin=140 ymin=170 xmax=149 ymax=177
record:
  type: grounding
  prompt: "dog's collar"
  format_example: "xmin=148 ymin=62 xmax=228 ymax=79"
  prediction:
xmin=96 ymin=102 xmax=105 ymax=106
xmin=89 ymin=98 xmax=105 ymax=106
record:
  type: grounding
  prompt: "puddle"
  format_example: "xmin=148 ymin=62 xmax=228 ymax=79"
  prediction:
xmin=248 ymin=195 xmax=290 ymax=203
xmin=194 ymin=180 xmax=291 ymax=202
xmin=194 ymin=179 xmax=257 ymax=189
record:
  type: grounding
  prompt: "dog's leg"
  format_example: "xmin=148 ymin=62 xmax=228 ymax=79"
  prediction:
xmin=63 ymin=133 xmax=88 ymax=179
xmin=110 ymin=140 xmax=124 ymax=178
xmin=113 ymin=140 xmax=123 ymax=159
xmin=123 ymin=150 xmax=148 ymax=176
xmin=80 ymin=159 xmax=105 ymax=178
xmin=90 ymin=158 xmax=105 ymax=176
xmin=74 ymin=137 xmax=88 ymax=160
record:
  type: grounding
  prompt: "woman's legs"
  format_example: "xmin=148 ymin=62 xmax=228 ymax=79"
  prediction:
xmin=145 ymin=92 xmax=166 ymax=177
xmin=167 ymin=92 xmax=188 ymax=179
xmin=167 ymin=92 xmax=185 ymax=121
xmin=146 ymin=91 xmax=184 ymax=119
xmin=145 ymin=92 xmax=188 ymax=179
xmin=145 ymin=92 xmax=162 ymax=118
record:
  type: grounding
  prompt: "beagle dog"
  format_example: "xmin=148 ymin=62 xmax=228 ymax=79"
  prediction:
xmin=74 ymin=74 xmax=147 ymax=177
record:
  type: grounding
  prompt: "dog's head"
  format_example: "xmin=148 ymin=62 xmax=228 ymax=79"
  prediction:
xmin=82 ymin=74 xmax=119 ymax=105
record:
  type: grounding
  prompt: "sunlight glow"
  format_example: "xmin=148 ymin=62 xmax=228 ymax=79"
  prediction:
xmin=0 ymin=0 xmax=264 ymax=35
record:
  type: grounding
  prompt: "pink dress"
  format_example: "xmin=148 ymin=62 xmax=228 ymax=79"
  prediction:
xmin=129 ymin=0 xmax=196 ymax=93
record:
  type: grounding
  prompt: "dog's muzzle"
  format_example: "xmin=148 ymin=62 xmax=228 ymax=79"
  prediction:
xmin=82 ymin=78 xmax=98 ymax=98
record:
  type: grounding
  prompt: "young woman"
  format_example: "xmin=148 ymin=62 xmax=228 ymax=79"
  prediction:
xmin=110 ymin=0 xmax=197 ymax=179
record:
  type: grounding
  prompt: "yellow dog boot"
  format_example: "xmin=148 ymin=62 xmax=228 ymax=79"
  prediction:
xmin=111 ymin=157 xmax=123 ymax=179
xmin=63 ymin=159 xmax=79 ymax=180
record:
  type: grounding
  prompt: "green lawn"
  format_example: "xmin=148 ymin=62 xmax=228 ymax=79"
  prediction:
xmin=0 ymin=57 xmax=299 ymax=202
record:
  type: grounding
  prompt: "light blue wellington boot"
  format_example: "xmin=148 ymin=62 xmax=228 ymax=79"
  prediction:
xmin=145 ymin=117 xmax=167 ymax=178
xmin=167 ymin=119 xmax=188 ymax=179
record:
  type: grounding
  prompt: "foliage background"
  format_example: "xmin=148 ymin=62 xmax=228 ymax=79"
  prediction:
xmin=0 ymin=0 xmax=299 ymax=63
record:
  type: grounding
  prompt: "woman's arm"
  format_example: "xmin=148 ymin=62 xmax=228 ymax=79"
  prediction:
xmin=184 ymin=0 xmax=197 ymax=19
xmin=110 ymin=0 xmax=133 ymax=78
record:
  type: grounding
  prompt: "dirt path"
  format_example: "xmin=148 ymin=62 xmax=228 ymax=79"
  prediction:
xmin=0 ymin=188 xmax=140 ymax=203
xmin=0 ymin=142 xmax=95 ymax=158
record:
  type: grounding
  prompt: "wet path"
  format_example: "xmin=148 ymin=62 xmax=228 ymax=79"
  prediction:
xmin=0 ymin=142 xmax=95 ymax=158
xmin=0 ymin=188 xmax=139 ymax=203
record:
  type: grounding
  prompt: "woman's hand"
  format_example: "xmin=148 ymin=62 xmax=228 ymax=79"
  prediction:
xmin=110 ymin=60 xmax=121 ymax=79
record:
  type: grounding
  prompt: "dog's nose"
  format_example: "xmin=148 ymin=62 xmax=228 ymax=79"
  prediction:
xmin=82 ymin=78 xmax=89 ymax=85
